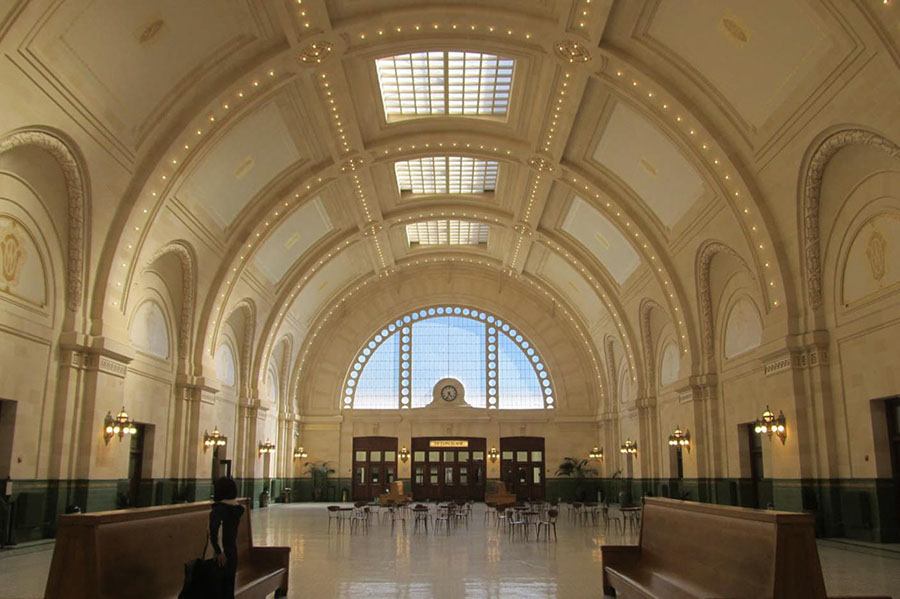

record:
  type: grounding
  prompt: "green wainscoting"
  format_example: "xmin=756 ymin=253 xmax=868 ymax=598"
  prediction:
xmin=1 ymin=476 xmax=896 ymax=545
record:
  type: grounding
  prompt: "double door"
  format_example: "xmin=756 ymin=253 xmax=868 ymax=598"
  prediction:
xmin=500 ymin=437 xmax=545 ymax=501
xmin=352 ymin=437 xmax=398 ymax=501
xmin=411 ymin=437 xmax=486 ymax=501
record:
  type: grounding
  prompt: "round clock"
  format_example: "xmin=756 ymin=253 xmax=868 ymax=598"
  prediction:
xmin=440 ymin=385 xmax=458 ymax=402
xmin=432 ymin=378 xmax=465 ymax=405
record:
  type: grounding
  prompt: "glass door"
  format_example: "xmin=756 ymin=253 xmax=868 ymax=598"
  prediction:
xmin=499 ymin=437 xmax=545 ymax=500
xmin=352 ymin=437 xmax=398 ymax=501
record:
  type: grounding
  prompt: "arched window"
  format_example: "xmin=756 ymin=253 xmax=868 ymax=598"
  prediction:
xmin=130 ymin=300 xmax=169 ymax=360
xmin=343 ymin=306 xmax=554 ymax=410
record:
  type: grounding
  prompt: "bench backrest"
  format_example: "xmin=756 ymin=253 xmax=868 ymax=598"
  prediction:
xmin=637 ymin=498 xmax=827 ymax=599
xmin=46 ymin=499 xmax=253 ymax=599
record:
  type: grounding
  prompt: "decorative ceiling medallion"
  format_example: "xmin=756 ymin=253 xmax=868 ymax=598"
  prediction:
xmin=513 ymin=222 xmax=534 ymax=237
xmin=528 ymin=155 xmax=556 ymax=172
xmin=362 ymin=222 xmax=383 ymax=236
xmin=721 ymin=17 xmax=749 ymax=44
xmin=555 ymin=40 xmax=591 ymax=64
xmin=340 ymin=157 xmax=365 ymax=172
xmin=298 ymin=41 xmax=333 ymax=65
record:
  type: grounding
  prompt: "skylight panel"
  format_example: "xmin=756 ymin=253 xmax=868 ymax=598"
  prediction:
xmin=376 ymin=51 xmax=514 ymax=119
xmin=394 ymin=157 xmax=499 ymax=194
xmin=406 ymin=220 xmax=490 ymax=246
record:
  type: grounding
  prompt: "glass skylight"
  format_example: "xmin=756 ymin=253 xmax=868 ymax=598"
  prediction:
xmin=395 ymin=157 xmax=499 ymax=194
xmin=406 ymin=220 xmax=490 ymax=246
xmin=376 ymin=51 xmax=515 ymax=118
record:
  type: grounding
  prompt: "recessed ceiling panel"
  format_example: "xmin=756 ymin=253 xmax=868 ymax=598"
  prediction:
xmin=252 ymin=197 xmax=332 ymax=284
xmin=376 ymin=51 xmax=514 ymax=120
xmin=394 ymin=157 xmax=498 ymax=194
xmin=180 ymin=102 xmax=301 ymax=229
xmin=562 ymin=197 xmax=640 ymax=285
xmin=646 ymin=0 xmax=835 ymax=129
xmin=406 ymin=220 xmax=489 ymax=246
xmin=592 ymin=103 xmax=706 ymax=229
xmin=287 ymin=244 xmax=370 ymax=333
xmin=538 ymin=253 xmax=601 ymax=326
xmin=32 ymin=0 xmax=258 ymax=147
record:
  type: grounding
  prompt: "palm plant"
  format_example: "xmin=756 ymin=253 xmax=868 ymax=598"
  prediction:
xmin=304 ymin=461 xmax=335 ymax=501
xmin=555 ymin=457 xmax=598 ymax=500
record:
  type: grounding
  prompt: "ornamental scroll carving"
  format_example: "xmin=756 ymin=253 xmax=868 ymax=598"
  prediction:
xmin=696 ymin=241 xmax=748 ymax=359
xmin=803 ymin=129 xmax=900 ymax=309
xmin=145 ymin=241 xmax=195 ymax=361
xmin=0 ymin=129 xmax=86 ymax=311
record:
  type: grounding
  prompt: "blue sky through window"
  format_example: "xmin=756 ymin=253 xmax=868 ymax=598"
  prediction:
xmin=345 ymin=307 xmax=550 ymax=410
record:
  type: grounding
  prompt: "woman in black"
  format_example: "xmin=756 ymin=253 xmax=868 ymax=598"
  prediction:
xmin=210 ymin=477 xmax=245 ymax=599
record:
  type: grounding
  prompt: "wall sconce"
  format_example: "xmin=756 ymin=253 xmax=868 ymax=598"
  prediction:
xmin=293 ymin=446 xmax=308 ymax=459
xmin=399 ymin=446 xmax=409 ymax=462
xmin=668 ymin=426 xmax=691 ymax=453
xmin=203 ymin=426 xmax=227 ymax=452
xmin=488 ymin=447 xmax=499 ymax=463
xmin=620 ymin=439 xmax=638 ymax=455
xmin=754 ymin=406 xmax=787 ymax=444
xmin=103 ymin=407 xmax=136 ymax=445
xmin=258 ymin=440 xmax=276 ymax=456
xmin=589 ymin=446 xmax=604 ymax=460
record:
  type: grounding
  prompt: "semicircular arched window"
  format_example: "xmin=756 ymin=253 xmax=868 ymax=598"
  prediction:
xmin=343 ymin=306 xmax=554 ymax=410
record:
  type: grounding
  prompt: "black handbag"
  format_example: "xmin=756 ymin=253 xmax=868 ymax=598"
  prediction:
xmin=178 ymin=532 xmax=222 ymax=599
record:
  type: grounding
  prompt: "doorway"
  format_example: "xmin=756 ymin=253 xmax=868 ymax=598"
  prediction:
xmin=410 ymin=437 xmax=486 ymax=501
xmin=742 ymin=423 xmax=766 ymax=508
xmin=127 ymin=424 xmax=146 ymax=507
xmin=500 ymin=437 xmax=545 ymax=500
xmin=886 ymin=399 xmax=900 ymax=518
xmin=352 ymin=437 xmax=398 ymax=501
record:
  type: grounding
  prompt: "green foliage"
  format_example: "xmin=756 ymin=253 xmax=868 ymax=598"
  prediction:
xmin=555 ymin=457 xmax=598 ymax=480
xmin=304 ymin=461 xmax=335 ymax=489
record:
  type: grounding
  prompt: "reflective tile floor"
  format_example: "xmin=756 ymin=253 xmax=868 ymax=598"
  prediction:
xmin=2 ymin=503 xmax=899 ymax=598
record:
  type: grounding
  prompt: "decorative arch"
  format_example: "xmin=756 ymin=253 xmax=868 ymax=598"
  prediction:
xmin=143 ymin=241 xmax=196 ymax=361
xmin=128 ymin=298 xmax=171 ymax=361
xmin=696 ymin=240 xmax=751 ymax=359
xmin=227 ymin=299 xmax=256 ymax=395
xmin=0 ymin=128 xmax=88 ymax=312
xmin=342 ymin=305 xmax=555 ymax=410
xmin=722 ymin=295 xmax=763 ymax=360
xmin=802 ymin=128 xmax=900 ymax=309
xmin=639 ymin=298 xmax=666 ymax=395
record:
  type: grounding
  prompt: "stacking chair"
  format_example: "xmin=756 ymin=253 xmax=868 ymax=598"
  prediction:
xmin=599 ymin=505 xmax=623 ymax=534
xmin=434 ymin=503 xmax=454 ymax=535
xmin=536 ymin=509 xmax=558 ymax=541
xmin=327 ymin=505 xmax=342 ymax=532
xmin=495 ymin=506 xmax=508 ymax=530
xmin=350 ymin=506 xmax=369 ymax=534
xmin=507 ymin=508 xmax=529 ymax=540
xmin=412 ymin=504 xmax=431 ymax=534
xmin=484 ymin=502 xmax=498 ymax=526
xmin=390 ymin=505 xmax=407 ymax=534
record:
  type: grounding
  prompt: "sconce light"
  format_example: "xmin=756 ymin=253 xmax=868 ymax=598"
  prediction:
xmin=399 ymin=446 xmax=410 ymax=463
xmin=293 ymin=446 xmax=308 ymax=459
xmin=620 ymin=438 xmax=638 ymax=455
xmin=754 ymin=406 xmax=787 ymax=444
xmin=203 ymin=426 xmax=227 ymax=452
xmin=668 ymin=426 xmax=691 ymax=453
xmin=103 ymin=407 xmax=136 ymax=445
xmin=258 ymin=440 xmax=276 ymax=456
xmin=488 ymin=447 xmax=499 ymax=463
xmin=589 ymin=446 xmax=604 ymax=460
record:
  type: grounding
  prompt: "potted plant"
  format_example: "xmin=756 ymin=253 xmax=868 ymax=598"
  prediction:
xmin=304 ymin=461 xmax=335 ymax=501
xmin=555 ymin=457 xmax=598 ymax=501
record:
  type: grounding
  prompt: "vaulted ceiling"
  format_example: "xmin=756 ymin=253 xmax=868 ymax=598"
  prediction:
xmin=3 ymin=0 xmax=895 ymax=402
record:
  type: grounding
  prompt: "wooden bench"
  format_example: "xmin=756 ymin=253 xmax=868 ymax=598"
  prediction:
xmin=45 ymin=499 xmax=289 ymax=599
xmin=601 ymin=497 xmax=890 ymax=599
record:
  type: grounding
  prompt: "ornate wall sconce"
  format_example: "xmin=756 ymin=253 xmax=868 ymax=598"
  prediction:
xmin=589 ymin=446 xmax=604 ymax=460
xmin=668 ymin=426 xmax=691 ymax=452
xmin=203 ymin=426 xmax=227 ymax=452
xmin=488 ymin=447 xmax=499 ymax=463
xmin=293 ymin=446 xmax=308 ymax=459
xmin=620 ymin=439 xmax=638 ymax=455
xmin=399 ymin=446 xmax=410 ymax=462
xmin=258 ymin=440 xmax=276 ymax=456
xmin=754 ymin=406 xmax=787 ymax=444
xmin=103 ymin=407 xmax=136 ymax=445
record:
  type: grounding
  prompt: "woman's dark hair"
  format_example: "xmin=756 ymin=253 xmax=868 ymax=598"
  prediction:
xmin=213 ymin=477 xmax=238 ymax=502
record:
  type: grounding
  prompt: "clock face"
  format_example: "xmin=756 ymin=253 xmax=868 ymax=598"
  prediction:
xmin=440 ymin=385 xmax=458 ymax=402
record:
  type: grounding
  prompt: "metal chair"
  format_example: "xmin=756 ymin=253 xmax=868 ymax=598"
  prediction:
xmin=536 ymin=508 xmax=558 ymax=541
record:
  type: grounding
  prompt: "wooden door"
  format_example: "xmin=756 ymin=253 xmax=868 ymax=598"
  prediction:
xmin=352 ymin=437 xmax=398 ymax=501
xmin=411 ymin=438 xmax=486 ymax=501
xmin=747 ymin=424 xmax=765 ymax=509
xmin=500 ymin=437 xmax=545 ymax=500
xmin=127 ymin=424 xmax=145 ymax=507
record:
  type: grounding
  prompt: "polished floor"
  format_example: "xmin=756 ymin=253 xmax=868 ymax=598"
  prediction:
xmin=1 ymin=503 xmax=899 ymax=598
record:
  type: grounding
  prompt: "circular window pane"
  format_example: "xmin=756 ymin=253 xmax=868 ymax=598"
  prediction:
xmin=462 ymin=308 xmax=470 ymax=315
xmin=515 ymin=334 xmax=523 ymax=343
xmin=402 ymin=352 xmax=410 ymax=360
xmin=401 ymin=379 xmax=409 ymax=387
xmin=402 ymin=361 xmax=409 ymax=369
xmin=353 ymin=363 xmax=361 ymax=371
xmin=358 ymin=355 xmax=366 ymax=363
xmin=478 ymin=312 xmax=486 ymax=320
xmin=402 ymin=370 xmax=409 ymax=377
xmin=487 ymin=315 xmax=495 ymax=323
xmin=532 ymin=355 xmax=539 ymax=363
xmin=350 ymin=370 xmax=359 ymax=378
xmin=381 ymin=329 xmax=389 ymax=337
xmin=347 ymin=379 xmax=355 ymax=387
xmin=454 ymin=307 xmax=462 ymax=314
xmin=536 ymin=363 xmax=544 ymax=371
xmin=488 ymin=397 xmax=497 ymax=404
xmin=539 ymin=371 xmax=547 ymax=379
xmin=436 ymin=307 xmax=445 ymax=315
xmin=401 ymin=388 xmax=410 ymax=396
xmin=544 ymin=386 xmax=552 ymax=394
xmin=362 ymin=348 xmax=371 ymax=356
xmin=488 ymin=353 xmax=496 ymax=360
xmin=489 ymin=388 xmax=497 ymax=396
xmin=368 ymin=341 xmax=376 ymax=349
xmin=522 ymin=341 xmax=530 ymax=349
xmin=488 ymin=344 xmax=496 ymax=352
xmin=502 ymin=324 xmax=510 ymax=332
xmin=374 ymin=334 xmax=382 ymax=343
xmin=488 ymin=362 xmax=496 ymax=370
xmin=388 ymin=324 xmax=396 ymax=332
xmin=546 ymin=396 xmax=554 ymax=404
xmin=428 ymin=308 xmax=436 ymax=315
xmin=402 ymin=344 xmax=410 ymax=352
xmin=404 ymin=315 xmax=412 ymax=323
xmin=488 ymin=327 xmax=496 ymax=334
xmin=543 ymin=379 xmax=551 ymax=387
xmin=488 ymin=379 xmax=496 ymax=387
xmin=488 ymin=370 xmax=497 ymax=378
